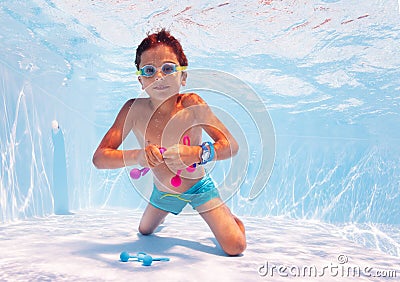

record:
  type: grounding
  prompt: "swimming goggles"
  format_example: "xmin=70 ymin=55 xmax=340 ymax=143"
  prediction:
xmin=136 ymin=63 xmax=187 ymax=77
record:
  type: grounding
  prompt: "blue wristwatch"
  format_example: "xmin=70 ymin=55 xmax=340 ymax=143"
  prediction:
xmin=198 ymin=142 xmax=215 ymax=165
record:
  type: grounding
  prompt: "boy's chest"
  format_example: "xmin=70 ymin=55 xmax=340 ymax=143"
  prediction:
xmin=134 ymin=107 xmax=198 ymax=147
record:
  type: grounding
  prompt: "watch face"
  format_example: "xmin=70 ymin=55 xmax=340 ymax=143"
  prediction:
xmin=203 ymin=151 xmax=210 ymax=161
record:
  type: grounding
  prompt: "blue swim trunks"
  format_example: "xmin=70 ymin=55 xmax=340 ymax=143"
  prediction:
xmin=149 ymin=174 xmax=220 ymax=215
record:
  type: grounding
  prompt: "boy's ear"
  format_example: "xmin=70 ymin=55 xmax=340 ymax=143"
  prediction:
xmin=181 ymin=72 xmax=187 ymax=86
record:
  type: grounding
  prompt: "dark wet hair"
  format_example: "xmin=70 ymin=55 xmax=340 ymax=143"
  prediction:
xmin=135 ymin=28 xmax=188 ymax=70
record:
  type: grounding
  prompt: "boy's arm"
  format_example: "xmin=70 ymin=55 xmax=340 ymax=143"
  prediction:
xmin=188 ymin=94 xmax=239 ymax=161
xmin=92 ymin=99 xmax=144 ymax=169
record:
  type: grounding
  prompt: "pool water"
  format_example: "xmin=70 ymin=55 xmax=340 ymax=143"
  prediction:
xmin=1 ymin=0 xmax=399 ymax=257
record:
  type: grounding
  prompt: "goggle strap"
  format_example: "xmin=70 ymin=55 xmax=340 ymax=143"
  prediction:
xmin=176 ymin=66 xmax=187 ymax=71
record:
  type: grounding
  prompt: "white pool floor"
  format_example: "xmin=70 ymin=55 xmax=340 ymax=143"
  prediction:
xmin=0 ymin=209 xmax=399 ymax=281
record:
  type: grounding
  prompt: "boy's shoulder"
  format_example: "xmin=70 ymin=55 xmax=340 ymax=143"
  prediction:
xmin=180 ymin=92 xmax=206 ymax=107
xmin=125 ymin=97 xmax=150 ymax=108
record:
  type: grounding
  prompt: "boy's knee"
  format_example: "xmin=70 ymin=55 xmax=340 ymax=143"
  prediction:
xmin=222 ymin=235 xmax=247 ymax=256
xmin=138 ymin=225 xmax=153 ymax=236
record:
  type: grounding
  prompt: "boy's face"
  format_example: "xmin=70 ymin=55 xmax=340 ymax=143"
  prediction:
xmin=138 ymin=45 xmax=187 ymax=101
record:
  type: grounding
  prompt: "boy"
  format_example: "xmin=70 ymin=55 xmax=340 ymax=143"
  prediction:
xmin=93 ymin=29 xmax=246 ymax=256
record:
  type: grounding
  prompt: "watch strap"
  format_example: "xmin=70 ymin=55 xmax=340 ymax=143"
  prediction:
xmin=198 ymin=142 xmax=215 ymax=165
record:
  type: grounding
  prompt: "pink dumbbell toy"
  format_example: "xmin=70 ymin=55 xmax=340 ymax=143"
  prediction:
xmin=129 ymin=147 xmax=166 ymax=180
xmin=130 ymin=136 xmax=196 ymax=187
xmin=170 ymin=135 xmax=196 ymax=187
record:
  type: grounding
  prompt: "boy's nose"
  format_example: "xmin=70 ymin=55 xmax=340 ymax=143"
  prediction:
xmin=154 ymin=68 xmax=165 ymax=80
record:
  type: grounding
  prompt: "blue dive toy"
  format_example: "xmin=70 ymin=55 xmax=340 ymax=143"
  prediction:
xmin=120 ymin=251 xmax=170 ymax=266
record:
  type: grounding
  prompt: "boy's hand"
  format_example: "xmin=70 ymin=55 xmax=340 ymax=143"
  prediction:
xmin=163 ymin=144 xmax=199 ymax=171
xmin=142 ymin=144 xmax=164 ymax=168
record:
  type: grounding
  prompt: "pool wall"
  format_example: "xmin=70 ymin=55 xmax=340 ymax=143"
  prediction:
xmin=2 ymin=45 xmax=399 ymax=226
xmin=1 ymin=1 xmax=400 ymax=231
